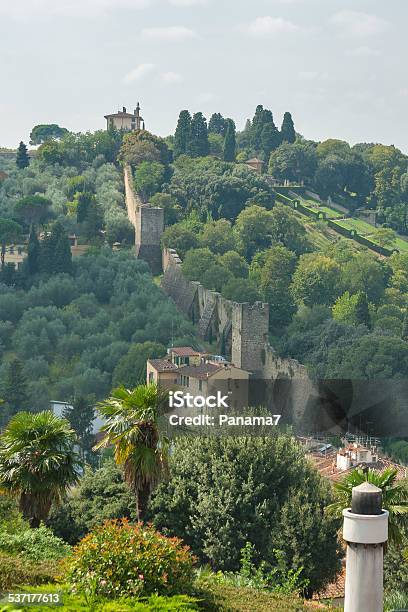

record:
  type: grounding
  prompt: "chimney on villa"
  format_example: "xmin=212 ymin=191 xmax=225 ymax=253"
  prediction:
xmin=123 ymin=106 xmax=126 ymax=113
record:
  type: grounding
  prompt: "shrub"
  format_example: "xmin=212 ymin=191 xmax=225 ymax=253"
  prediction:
xmin=0 ymin=524 xmax=71 ymax=561
xmin=68 ymin=519 xmax=196 ymax=599
xmin=0 ymin=554 xmax=60 ymax=590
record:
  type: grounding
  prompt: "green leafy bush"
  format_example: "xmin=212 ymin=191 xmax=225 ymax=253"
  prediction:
xmin=68 ymin=519 xmax=196 ymax=599
xmin=0 ymin=554 xmax=60 ymax=590
xmin=0 ymin=525 xmax=70 ymax=562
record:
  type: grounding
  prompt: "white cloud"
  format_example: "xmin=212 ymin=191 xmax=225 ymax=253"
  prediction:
xmin=141 ymin=26 xmax=197 ymax=41
xmin=123 ymin=63 xmax=155 ymax=83
xmin=248 ymin=16 xmax=299 ymax=36
xmin=330 ymin=11 xmax=389 ymax=37
xmin=0 ymin=0 xmax=150 ymax=19
xmin=347 ymin=46 xmax=380 ymax=58
xmin=298 ymin=71 xmax=319 ymax=80
xmin=168 ymin=0 xmax=206 ymax=5
xmin=162 ymin=71 xmax=184 ymax=84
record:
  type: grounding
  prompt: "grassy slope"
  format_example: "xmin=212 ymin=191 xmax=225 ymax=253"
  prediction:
xmin=0 ymin=583 xmax=336 ymax=612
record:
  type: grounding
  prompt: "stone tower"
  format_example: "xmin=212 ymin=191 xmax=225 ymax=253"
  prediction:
xmin=135 ymin=204 xmax=164 ymax=275
xmin=231 ymin=302 xmax=269 ymax=374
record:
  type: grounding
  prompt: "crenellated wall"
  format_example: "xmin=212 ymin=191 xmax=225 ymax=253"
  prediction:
xmin=162 ymin=246 xmax=309 ymax=380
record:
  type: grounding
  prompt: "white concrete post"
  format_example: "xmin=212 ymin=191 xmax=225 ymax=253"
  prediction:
xmin=343 ymin=482 xmax=389 ymax=612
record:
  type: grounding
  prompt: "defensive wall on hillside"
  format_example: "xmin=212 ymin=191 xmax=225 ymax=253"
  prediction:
xmin=124 ymin=165 xmax=164 ymax=274
xmin=161 ymin=247 xmax=321 ymax=428
xmin=123 ymin=166 xmax=338 ymax=431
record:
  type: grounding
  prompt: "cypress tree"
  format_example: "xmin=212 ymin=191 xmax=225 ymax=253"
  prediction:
xmin=39 ymin=231 xmax=54 ymax=274
xmin=250 ymin=105 xmax=276 ymax=153
xmin=188 ymin=112 xmax=209 ymax=158
xmin=39 ymin=222 xmax=72 ymax=274
xmin=174 ymin=110 xmax=192 ymax=158
xmin=402 ymin=311 xmax=408 ymax=341
xmin=53 ymin=222 xmax=73 ymax=274
xmin=63 ymin=396 xmax=95 ymax=462
xmin=27 ymin=228 xmax=40 ymax=275
xmin=208 ymin=113 xmax=226 ymax=136
xmin=76 ymin=192 xmax=93 ymax=224
xmin=260 ymin=123 xmax=281 ymax=160
xmin=1 ymin=358 xmax=29 ymax=428
xmin=223 ymin=119 xmax=236 ymax=162
xmin=281 ymin=112 xmax=296 ymax=144
xmin=355 ymin=292 xmax=371 ymax=328
xmin=16 ymin=141 xmax=30 ymax=169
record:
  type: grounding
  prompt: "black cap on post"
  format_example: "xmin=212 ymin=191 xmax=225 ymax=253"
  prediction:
xmin=351 ymin=482 xmax=383 ymax=515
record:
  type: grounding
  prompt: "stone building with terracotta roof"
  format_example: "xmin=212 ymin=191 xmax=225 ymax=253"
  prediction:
xmin=147 ymin=347 xmax=250 ymax=408
xmin=104 ymin=103 xmax=144 ymax=131
xmin=245 ymin=157 xmax=265 ymax=174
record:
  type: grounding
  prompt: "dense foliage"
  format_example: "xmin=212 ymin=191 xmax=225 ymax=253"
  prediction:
xmin=48 ymin=460 xmax=137 ymax=544
xmin=0 ymin=249 xmax=194 ymax=414
xmin=149 ymin=435 xmax=341 ymax=595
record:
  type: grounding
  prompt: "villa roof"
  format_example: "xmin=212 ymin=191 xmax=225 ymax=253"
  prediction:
xmin=104 ymin=112 xmax=136 ymax=119
xmin=148 ymin=359 xmax=178 ymax=373
xmin=178 ymin=363 xmax=223 ymax=380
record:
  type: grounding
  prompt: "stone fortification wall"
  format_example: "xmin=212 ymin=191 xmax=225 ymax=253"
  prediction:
xmin=161 ymin=247 xmax=319 ymax=430
xmin=162 ymin=247 xmax=309 ymax=380
xmin=124 ymin=165 xmax=164 ymax=274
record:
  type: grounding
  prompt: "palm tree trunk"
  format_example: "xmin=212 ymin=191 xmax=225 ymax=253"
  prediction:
xmin=136 ymin=482 xmax=151 ymax=522
xmin=1 ymin=242 xmax=5 ymax=269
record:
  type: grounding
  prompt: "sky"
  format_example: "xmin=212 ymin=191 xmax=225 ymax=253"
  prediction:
xmin=0 ymin=0 xmax=407 ymax=152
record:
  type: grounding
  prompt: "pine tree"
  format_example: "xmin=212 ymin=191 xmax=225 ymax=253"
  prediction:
xmin=281 ymin=112 xmax=296 ymax=144
xmin=174 ymin=110 xmax=192 ymax=158
xmin=355 ymin=292 xmax=371 ymax=328
xmin=16 ymin=141 xmax=30 ymax=169
xmin=188 ymin=112 xmax=209 ymax=158
xmin=223 ymin=119 xmax=236 ymax=162
xmin=208 ymin=113 xmax=226 ymax=136
xmin=1 ymin=358 xmax=29 ymax=428
xmin=27 ymin=228 xmax=40 ymax=275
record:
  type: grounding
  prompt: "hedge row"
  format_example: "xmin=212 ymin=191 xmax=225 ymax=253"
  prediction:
xmin=327 ymin=220 xmax=396 ymax=256
xmin=275 ymin=190 xmax=398 ymax=257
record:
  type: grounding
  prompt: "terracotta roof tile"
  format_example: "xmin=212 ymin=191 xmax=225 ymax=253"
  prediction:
xmin=170 ymin=347 xmax=201 ymax=357
xmin=178 ymin=363 xmax=222 ymax=380
xmin=148 ymin=359 xmax=178 ymax=373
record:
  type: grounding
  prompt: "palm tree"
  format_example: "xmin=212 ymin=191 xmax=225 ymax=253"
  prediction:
xmin=0 ymin=411 xmax=81 ymax=528
xmin=325 ymin=467 xmax=408 ymax=544
xmin=95 ymin=383 xmax=169 ymax=522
